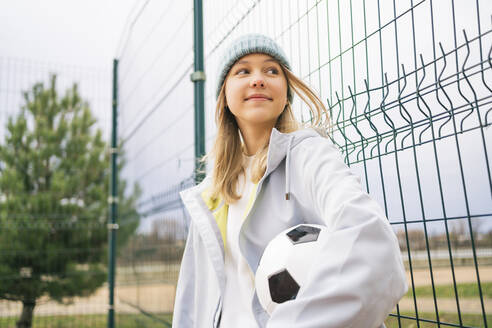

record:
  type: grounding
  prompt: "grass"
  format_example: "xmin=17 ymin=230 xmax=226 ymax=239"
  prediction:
xmin=405 ymin=282 xmax=492 ymax=299
xmin=0 ymin=313 xmax=173 ymax=328
xmin=0 ymin=311 xmax=490 ymax=328
xmin=385 ymin=311 xmax=492 ymax=327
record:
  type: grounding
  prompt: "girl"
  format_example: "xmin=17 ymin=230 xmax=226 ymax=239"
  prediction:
xmin=172 ymin=33 xmax=407 ymax=328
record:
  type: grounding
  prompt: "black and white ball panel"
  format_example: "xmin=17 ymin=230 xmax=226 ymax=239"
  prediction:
xmin=286 ymin=224 xmax=321 ymax=244
xmin=268 ymin=269 xmax=300 ymax=303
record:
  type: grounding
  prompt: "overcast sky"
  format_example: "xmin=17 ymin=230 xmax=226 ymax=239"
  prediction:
xmin=0 ymin=0 xmax=139 ymax=146
xmin=0 ymin=0 xmax=135 ymax=67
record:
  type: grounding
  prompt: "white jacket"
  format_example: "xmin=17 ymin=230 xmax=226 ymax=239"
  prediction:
xmin=173 ymin=127 xmax=408 ymax=328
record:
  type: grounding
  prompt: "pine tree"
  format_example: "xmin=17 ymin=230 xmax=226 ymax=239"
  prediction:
xmin=0 ymin=74 xmax=140 ymax=328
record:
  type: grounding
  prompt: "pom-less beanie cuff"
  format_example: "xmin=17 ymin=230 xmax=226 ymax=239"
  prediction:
xmin=215 ymin=33 xmax=293 ymax=103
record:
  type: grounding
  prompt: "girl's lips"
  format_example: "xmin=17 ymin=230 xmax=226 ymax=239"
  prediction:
xmin=247 ymin=97 xmax=270 ymax=101
xmin=245 ymin=93 xmax=272 ymax=101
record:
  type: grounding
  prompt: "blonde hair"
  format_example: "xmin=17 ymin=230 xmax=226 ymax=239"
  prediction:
xmin=204 ymin=64 xmax=330 ymax=204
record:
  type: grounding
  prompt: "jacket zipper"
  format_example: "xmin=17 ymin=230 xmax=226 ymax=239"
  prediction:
xmin=213 ymin=297 xmax=222 ymax=328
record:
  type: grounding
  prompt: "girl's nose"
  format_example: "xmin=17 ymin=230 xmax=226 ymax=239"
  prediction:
xmin=250 ymin=78 xmax=265 ymax=88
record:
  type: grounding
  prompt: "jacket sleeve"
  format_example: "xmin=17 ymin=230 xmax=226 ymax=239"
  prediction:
xmin=172 ymin=221 xmax=197 ymax=328
xmin=266 ymin=137 xmax=408 ymax=328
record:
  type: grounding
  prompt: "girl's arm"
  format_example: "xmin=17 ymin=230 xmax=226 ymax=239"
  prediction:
xmin=267 ymin=137 xmax=408 ymax=328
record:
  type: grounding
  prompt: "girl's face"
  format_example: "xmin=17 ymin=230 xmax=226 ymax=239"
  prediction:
xmin=224 ymin=53 xmax=288 ymax=131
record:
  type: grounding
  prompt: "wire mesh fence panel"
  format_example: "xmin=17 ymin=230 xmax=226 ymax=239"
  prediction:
xmin=113 ymin=178 xmax=193 ymax=328
xmin=0 ymin=57 xmax=112 ymax=142
xmin=0 ymin=219 xmax=110 ymax=328
xmin=0 ymin=58 xmax=113 ymax=327
xmin=315 ymin=1 xmax=492 ymax=327
xmin=114 ymin=0 xmax=197 ymax=325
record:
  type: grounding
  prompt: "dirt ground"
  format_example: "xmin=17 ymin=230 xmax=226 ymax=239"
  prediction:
xmin=0 ymin=283 xmax=176 ymax=317
xmin=408 ymin=266 xmax=492 ymax=287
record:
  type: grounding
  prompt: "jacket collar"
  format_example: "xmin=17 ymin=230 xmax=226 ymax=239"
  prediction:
xmin=179 ymin=176 xmax=227 ymax=293
xmin=267 ymin=127 xmax=320 ymax=198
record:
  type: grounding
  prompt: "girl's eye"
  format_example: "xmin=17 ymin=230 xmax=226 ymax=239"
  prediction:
xmin=234 ymin=67 xmax=279 ymax=75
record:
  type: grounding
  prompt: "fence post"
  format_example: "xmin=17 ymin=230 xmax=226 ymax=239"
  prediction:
xmin=108 ymin=58 xmax=119 ymax=328
xmin=191 ymin=0 xmax=206 ymax=184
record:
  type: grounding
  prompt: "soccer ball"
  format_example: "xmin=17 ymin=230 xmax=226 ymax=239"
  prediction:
xmin=255 ymin=223 xmax=329 ymax=314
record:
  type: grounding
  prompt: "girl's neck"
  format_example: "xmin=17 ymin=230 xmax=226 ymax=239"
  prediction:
xmin=238 ymin=124 xmax=273 ymax=156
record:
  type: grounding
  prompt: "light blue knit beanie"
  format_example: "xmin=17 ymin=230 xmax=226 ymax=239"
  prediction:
xmin=215 ymin=33 xmax=293 ymax=103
